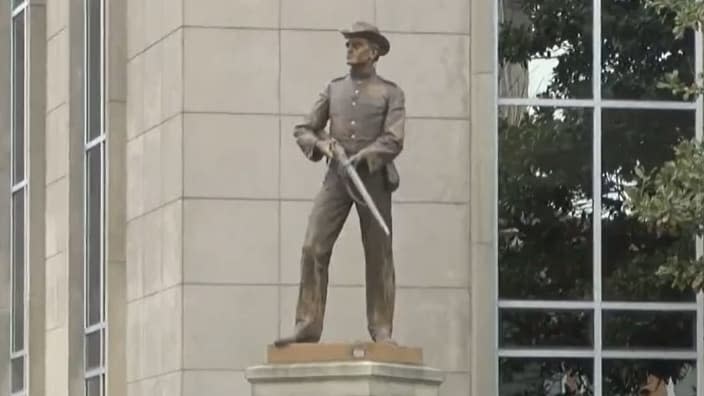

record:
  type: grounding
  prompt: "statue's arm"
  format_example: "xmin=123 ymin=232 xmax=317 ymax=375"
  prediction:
xmin=293 ymin=84 xmax=331 ymax=162
xmin=361 ymin=86 xmax=405 ymax=173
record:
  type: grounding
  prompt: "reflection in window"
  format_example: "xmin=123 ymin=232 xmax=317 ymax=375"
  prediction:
xmin=497 ymin=0 xmax=702 ymax=394
xmin=499 ymin=106 xmax=593 ymax=300
xmin=601 ymin=109 xmax=696 ymax=302
xmin=500 ymin=358 xmax=594 ymax=396
xmin=498 ymin=0 xmax=593 ymax=99
xmin=603 ymin=360 xmax=696 ymax=396
xmin=601 ymin=0 xmax=695 ymax=101
xmin=500 ymin=309 xmax=593 ymax=348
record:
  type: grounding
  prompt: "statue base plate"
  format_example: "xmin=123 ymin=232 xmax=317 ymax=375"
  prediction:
xmin=266 ymin=342 xmax=423 ymax=365
xmin=245 ymin=343 xmax=443 ymax=396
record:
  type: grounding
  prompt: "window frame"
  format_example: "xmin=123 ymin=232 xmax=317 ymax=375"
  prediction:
xmin=9 ymin=1 xmax=29 ymax=395
xmin=83 ymin=0 xmax=107 ymax=394
xmin=494 ymin=0 xmax=704 ymax=394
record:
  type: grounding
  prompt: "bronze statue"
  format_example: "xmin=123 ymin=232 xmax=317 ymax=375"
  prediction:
xmin=275 ymin=21 xmax=405 ymax=347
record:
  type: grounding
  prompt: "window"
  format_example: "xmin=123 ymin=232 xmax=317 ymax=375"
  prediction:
xmin=84 ymin=0 xmax=106 ymax=395
xmin=497 ymin=0 xmax=702 ymax=395
xmin=10 ymin=1 xmax=28 ymax=395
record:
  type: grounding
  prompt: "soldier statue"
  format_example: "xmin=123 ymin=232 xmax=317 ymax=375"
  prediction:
xmin=275 ymin=21 xmax=405 ymax=346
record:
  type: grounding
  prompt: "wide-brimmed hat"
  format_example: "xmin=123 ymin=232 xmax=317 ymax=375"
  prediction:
xmin=340 ymin=21 xmax=390 ymax=56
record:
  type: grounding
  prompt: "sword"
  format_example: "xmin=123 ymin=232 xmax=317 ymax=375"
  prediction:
xmin=330 ymin=141 xmax=391 ymax=237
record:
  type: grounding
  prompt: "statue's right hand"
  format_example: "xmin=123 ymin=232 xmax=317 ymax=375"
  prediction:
xmin=315 ymin=139 xmax=334 ymax=158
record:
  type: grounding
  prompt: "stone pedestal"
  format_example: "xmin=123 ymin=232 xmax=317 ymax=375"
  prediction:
xmin=245 ymin=343 xmax=445 ymax=396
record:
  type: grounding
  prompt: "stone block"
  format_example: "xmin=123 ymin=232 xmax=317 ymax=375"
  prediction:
xmin=379 ymin=33 xmax=469 ymax=118
xmin=183 ymin=285 xmax=278 ymax=369
xmin=162 ymin=30 xmax=183 ymax=121
xmin=142 ymin=209 xmax=163 ymax=295
xmin=394 ymin=119 xmax=470 ymax=203
xmin=45 ymin=252 xmax=66 ymax=330
xmin=183 ymin=200 xmax=278 ymax=284
xmin=46 ymin=0 xmax=67 ymax=39
xmin=440 ymin=372 xmax=470 ymax=396
xmin=280 ymin=201 xmax=365 ymax=286
xmin=470 ymin=241 xmax=496 ymax=396
xmin=107 ymin=0 xmax=128 ymax=103
xmin=127 ymin=53 xmax=145 ymax=139
xmin=394 ymin=288 xmax=469 ymax=372
xmin=470 ymin=73 xmax=496 ymax=244
xmin=143 ymin=42 xmax=163 ymax=132
xmin=185 ymin=0 xmax=278 ymax=28
xmin=127 ymin=0 xmax=145 ymax=57
xmin=107 ymin=103 xmax=128 ymax=263
xmin=126 ymin=216 xmax=144 ymax=302
xmin=126 ymin=298 xmax=143 ymax=381
xmin=281 ymin=0 xmax=374 ymax=30
xmin=139 ymin=288 xmax=183 ymax=379
xmin=184 ymin=28 xmax=279 ymax=113
xmin=393 ymin=203 xmax=469 ymax=288
xmin=126 ymin=134 xmax=144 ymax=220
xmin=45 ymin=104 xmax=68 ymax=184
xmin=161 ymin=115 xmax=183 ymax=203
xmin=376 ymin=0 xmax=470 ymax=34
xmin=129 ymin=371 xmax=182 ymax=396
xmin=45 ymin=177 xmax=67 ymax=258
xmin=280 ymin=30 xmax=344 ymax=115
xmin=279 ymin=286 xmax=368 ymax=342
xmin=142 ymin=127 xmax=162 ymax=213
xmin=471 ymin=0 xmax=494 ymax=74
xmin=279 ymin=116 xmax=327 ymax=200
xmin=246 ymin=362 xmax=444 ymax=396
xmin=46 ymin=31 xmax=68 ymax=111
xmin=182 ymin=370 xmax=250 ymax=396
xmin=183 ymin=114 xmax=279 ymax=199
xmin=45 ymin=327 xmax=68 ymax=396
xmin=162 ymin=200 xmax=182 ymax=289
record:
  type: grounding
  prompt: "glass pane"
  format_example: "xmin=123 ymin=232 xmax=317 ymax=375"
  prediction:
xmin=603 ymin=360 xmax=696 ymax=396
xmin=11 ymin=357 xmax=24 ymax=393
xmin=86 ymin=147 xmax=103 ymax=326
xmin=603 ymin=310 xmax=696 ymax=350
xmin=12 ymin=190 xmax=25 ymax=353
xmin=602 ymin=0 xmax=695 ymax=101
xmin=87 ymin=0 xmax=102 ymax=141
xmin=602 ymin=109 xmax=696 ymax=302
xmin=498 ymin=0 xmax=593 ymax=99
xmin=500 ymin=309 xmax=593 ymax=348
xmin=12 ymin=13 xmax=25 ymax=185
xmin=500 ymin=358 xmax=593 ymax=395
xmin=499 ymin=106 xmax=593 ymax=300
xmin=12 ymin=0 xmax=24 ymax=9
xmin=85 ymin=330 xmax=103 ymax=370
xmin=86 ymin=375 xmax=102 ymax=396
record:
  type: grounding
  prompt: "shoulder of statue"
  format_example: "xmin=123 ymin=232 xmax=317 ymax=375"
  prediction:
xmin=329 ymin=75 xmax=348 ymax=84
xmin=377 ymin=75 xmax=399 ymax=88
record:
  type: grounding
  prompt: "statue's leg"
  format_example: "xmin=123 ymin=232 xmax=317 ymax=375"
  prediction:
xmin=355 ymin=170 xmax=395 ymax=343
xmin=276 ymin=169 xmax=352 ymax=346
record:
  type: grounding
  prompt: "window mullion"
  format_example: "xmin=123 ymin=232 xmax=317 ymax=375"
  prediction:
xmin=592 ymin=0 xmax=603 ymax=395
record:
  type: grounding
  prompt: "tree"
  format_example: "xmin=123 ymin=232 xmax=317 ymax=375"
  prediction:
xmin=627 ymin=0 xmax=704 ymax=293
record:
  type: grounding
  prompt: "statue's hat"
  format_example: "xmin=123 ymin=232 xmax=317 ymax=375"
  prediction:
xmin=340 ymin=21 xmax=390 ymax=56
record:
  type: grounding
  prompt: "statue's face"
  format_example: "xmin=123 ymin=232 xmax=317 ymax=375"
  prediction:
xmin=346 ymin=37 xmax=377 ymax=66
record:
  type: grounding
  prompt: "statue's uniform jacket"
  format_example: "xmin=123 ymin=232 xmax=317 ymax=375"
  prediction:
xmin=291 ymin=72 xmax=405 ymax=341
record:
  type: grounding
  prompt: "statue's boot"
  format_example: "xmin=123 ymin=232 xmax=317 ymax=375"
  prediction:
xmin=273 ymin=321 xmax=319 ymax=348
xmin=372 ymin=328 xmax=397 ymax=346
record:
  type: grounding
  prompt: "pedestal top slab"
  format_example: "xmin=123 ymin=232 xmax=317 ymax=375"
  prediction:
xmin=266 ymin=342 xmax=423 ymax=365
